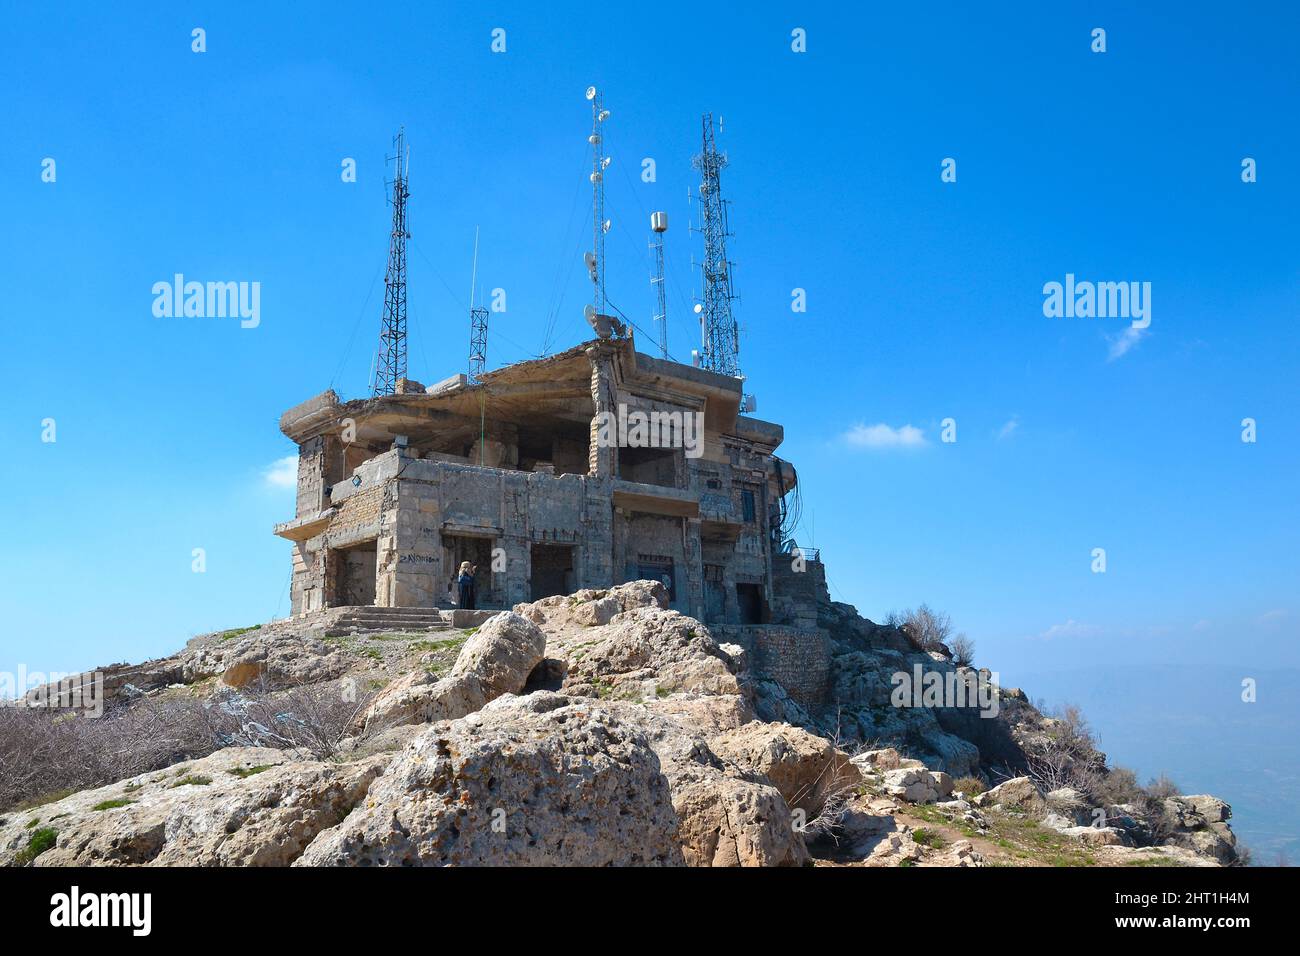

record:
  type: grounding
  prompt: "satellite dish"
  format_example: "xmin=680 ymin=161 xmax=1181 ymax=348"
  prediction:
xmin=588 ymin=134 xmax=599 ymax=145
xmin=584 ymin=251 xmax=596 ymax=268
xmin=601 ymin=156 xmax=611 ymax=169
xmin=598 ymin=110 xmax=610 ymax=122
xmin=590 ymin=172 xmax=601 ymax=183
xmin=585 ymin=86 xmax=597 ymax=101
xmin=584 ymin=303 xmax=596 ymax=321
xmin=602 ymin=219 xmax=611 ymax=233
xmin=693 ymin=303 xmax=704 ymax=314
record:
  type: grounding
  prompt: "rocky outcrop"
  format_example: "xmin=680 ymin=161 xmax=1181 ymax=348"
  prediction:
xmin=975 ymin=776 xmax=1046 ymax=813
xmin=0 ymin=748 xmax=384 ymax=867
xmin=711 ymin=721 xmax=861 ymax=818
xmin=299 ymin=695 xmax=683 ymax=866
xmin=360 ymin=612 xmax=545 ymax=728
xmin=881 ymin=767 xmax=954 ymax=805
xmin=186 ymin=633 xmax=350 ymax=690
xmin=1163 ymin=795 xmax=1237 ymax=864
xmin=4 ymin=582 xmax=1239 ymax=868
xmin=592 ymin=701 xmax=809 ymax=867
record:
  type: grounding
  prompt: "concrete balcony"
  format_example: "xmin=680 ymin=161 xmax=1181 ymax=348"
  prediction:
xmin=611 ymin=478 xmax=699 ymax=518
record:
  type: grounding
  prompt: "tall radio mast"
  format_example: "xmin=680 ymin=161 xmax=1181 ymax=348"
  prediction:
xmin=691 ymin=112 xmax=740 ymax=378
xmin=649 ymin=211 xmax=669 ymax=358
xmin=372 ymin=127 xmax=411 ymax=396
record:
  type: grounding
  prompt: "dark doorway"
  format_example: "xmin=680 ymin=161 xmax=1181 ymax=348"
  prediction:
xmin=443 ymin=534 xmax=496 ymax=607
xmin=737 ymin=583 xmax=764 ymax=625
xmin=530 ymin=544 xmax=574 ymax=601
xmin=333 ymin=540 xmax=378 ymax=607
xmin=637 ymin=558 xmax=676 ymax=603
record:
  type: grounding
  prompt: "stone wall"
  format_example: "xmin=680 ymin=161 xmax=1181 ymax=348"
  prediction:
xmin=770 ymin=556 xmax=829 ymax=630
xmin=716 ymin=624 xmax=832 ymax=711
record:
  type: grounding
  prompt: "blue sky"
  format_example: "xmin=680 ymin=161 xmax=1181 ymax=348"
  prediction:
xmin=1 ymin=3 xmax=1297 ymax=856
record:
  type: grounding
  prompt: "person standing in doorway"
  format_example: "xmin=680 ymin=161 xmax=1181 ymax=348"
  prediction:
xmin=457 ymin=561 xmax=477 ymax=610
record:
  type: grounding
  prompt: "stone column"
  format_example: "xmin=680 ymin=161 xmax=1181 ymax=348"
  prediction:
xmin=586 ymin=343 xmax=618 ymax=479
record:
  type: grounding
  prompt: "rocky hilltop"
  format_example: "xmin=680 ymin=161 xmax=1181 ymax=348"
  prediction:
xmin=0 ymin=583 xmax=1237 ymax=867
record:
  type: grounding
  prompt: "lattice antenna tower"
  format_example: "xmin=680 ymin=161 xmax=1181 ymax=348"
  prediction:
xmin=690 ymin=112 xmax=740 ymax=378
xmin=649 ymin=212 xmax=669 ymax=358
xmin=372 ymin=127 xmax=411 ymax=396
xmin=467 ymin=226 xmax=488 ymax=384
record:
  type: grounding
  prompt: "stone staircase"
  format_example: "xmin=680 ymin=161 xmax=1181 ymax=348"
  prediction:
xmin=324 ymin=606 xmax=452 ymax=637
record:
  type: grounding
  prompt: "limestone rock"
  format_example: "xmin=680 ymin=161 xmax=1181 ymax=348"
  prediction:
xmin=1162 ymin=795 xmax=1237 ymax=864
xmin=185 ymin=634 xmax=348 ymax=690
xmin=362 ymin=611 xmax=545 ymax=728
xmin=643 ymin=693 xmax=754 ymax=737
xmin=0 ymin=748 xmax=385 ymax=867
xmin=297 ymin=695 xmax=682 ymax=866
xmin=556 ymin=605 xmax=741 ymax=699
xmin=851 ymin=747 xmax=905 ymax=773
xmin=881 ymin=767 xmax=952 ymax=804
xmin=711 ymin=721 xmax=862 ymax=818
xmin=447 ymin=612 xmax=546 ymax=698
xmin=975 ymin=776 xmax=1045 ymax=813
xmin=594 ymin=701 xmax=809 ymax=867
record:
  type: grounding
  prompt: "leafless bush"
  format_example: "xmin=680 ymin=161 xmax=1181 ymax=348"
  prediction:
xmin=1022 ymin=702 xmax=1106 ymax=797
xmin=0 ymin=697 xmax=230 ymax=812
xmin=795 ymin=719 xmax=866 ymax=844
xmin=1145 ymin=772 xmax=1182 ymax=800
xmin=948 ymin=633 xmax=975 ymax=667
xmin=897 ymin=604 xmax=953 ymax=653
xmin=215 ymin=680 xmax=375 ymax=760
xmin=0 ymin=679 xmax=376 ymax=812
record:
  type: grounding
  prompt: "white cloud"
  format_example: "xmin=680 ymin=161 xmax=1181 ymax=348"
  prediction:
xmin=1106 ymin=326 xmax=1148 ymax=361
xmin=842 ymin=423 xmax=927 ymax=449
xmin=996 ymin=417 xmax=1020 ymax=441
xmin=1257 ymin=608 xmax=1288 ymax=626
xmin=1035 ymin=620 xmax=1100 ymax=641
xmin=262 ymin=455 xmax=298 ymax=489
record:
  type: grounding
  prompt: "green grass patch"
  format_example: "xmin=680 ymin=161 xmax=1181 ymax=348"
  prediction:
xmin=409 ymin=636 xmax=468 ymax=654
xmin=218 ymin=624 xmax=262 ymax=642
xmin=14 ymin=827 xmax=57 ymax=865
xmin=227 ymin=765 xmax=273 ymax=779
xmin=91 ymin=798 xmax=135 ymax=812
xmin=23 ymin=818 xmax=39 ymax=829
xmin=912 ymin=828 xmax=948 ymax=850
xmin=171 ymin=775 xmax=213 ymax=788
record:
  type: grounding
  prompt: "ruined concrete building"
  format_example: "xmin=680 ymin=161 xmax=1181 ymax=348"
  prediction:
xmin=275 ymin=333 xmax=831 ymax=700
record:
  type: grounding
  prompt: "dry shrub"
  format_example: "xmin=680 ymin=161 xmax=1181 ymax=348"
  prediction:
xmin=896 ymin=604 xmax=953 ymax=654
xmin=0 ymin=680 xmax=376 ymax=813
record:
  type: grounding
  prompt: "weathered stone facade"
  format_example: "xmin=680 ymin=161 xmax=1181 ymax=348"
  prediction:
xmin=275 ymin=336 xmax=813 ymax=628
